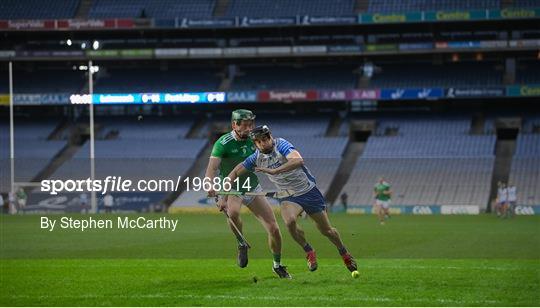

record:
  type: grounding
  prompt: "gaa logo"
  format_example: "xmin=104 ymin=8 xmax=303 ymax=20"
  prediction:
xmin=412 ymin=206 xmax=433 ymax=215
xmin=515 ymin=206 xmax=534 ymax=215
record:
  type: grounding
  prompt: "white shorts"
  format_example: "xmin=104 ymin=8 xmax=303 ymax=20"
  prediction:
xmin=375 ymin=199 xmax=390 ymax=209
xmin=17 ymin=199 xmax=26 ymax=208
xmin=225 ymin=184 xmax=263 ymax=206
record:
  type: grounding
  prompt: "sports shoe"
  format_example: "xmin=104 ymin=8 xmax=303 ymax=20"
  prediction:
xmin=273 ymin=265 xmax=292 ymax=279
xmin=342 ymin=253 xmax=358 ymax=272
xmin=306 ymin=250 xmax=318 ymax=272
xmin=237 ymin=244 xmax=248 ymax=268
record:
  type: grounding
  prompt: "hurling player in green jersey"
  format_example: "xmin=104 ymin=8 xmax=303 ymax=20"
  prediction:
xmin=204 ymin=109 xmax=290 ymax=278
xmin=374 ymin=177 xmax=392 ymax=225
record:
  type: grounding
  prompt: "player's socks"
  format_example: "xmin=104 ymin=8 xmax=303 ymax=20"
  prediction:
xmin=272 ymin=253 xmax=281 ymax=268
xmin=303 ymin=243 xmax=314 ymax=252
xmin=338 ymin=246 xmax=348 ymax=256
xmin=306 ymin=250 xmax=318 ymax=271
xmin=341 ymin=252 xmax=358 ymax=272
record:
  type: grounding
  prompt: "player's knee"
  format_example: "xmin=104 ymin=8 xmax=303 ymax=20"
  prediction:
xmin=321 ymin=227 xmax=337 ymax=238
xmin=268 ymin=223 xmax=281 ymax=238
xmin=284 ymin=217 xmax=297 ymax=230
xmin=228 ymin=211 xmax=241 ymax=222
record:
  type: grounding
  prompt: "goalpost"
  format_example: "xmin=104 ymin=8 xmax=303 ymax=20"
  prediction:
xmin=8 ymin=60 xmax=98 ymax=213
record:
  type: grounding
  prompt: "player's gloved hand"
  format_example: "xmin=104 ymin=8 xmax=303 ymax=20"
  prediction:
xmin=217 ymin=197 xmax=228 ymax=212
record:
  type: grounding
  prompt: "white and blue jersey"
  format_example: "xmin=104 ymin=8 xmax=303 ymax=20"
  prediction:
xmin=242 ymin=138 xmax=326 ymax=214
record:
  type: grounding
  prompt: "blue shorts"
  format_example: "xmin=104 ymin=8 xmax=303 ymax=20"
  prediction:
xmin=279 ymin=186 xmax=326 ymax=214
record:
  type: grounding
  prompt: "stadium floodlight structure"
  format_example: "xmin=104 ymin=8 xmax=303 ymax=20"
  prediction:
xmin=88 ymin=60 xmax=97 ymax=213
xmin=9 ymin=62 xmax=14 ymax=195
xmin=8 ymin=60 xmax=98 ymax=213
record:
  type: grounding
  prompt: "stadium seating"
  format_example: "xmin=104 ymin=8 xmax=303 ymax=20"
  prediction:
xmin=343 ymin=158 xmax=494 ymax=206
xmin=0 ymin=121 xmax=66 ymax=192
xmin=368 ymin=63 xmax=503 ymax=88
xmin=362 ymin=136 xmax=496 ymax=158
xmin=96 ymin=117 xmax=195 ymax=139
xmin=375 ymin=117 xmax=471 ymax=135
xmin=226 ymin=0 xmax=355 ymax=17
xmin=232 ymin=65 xmax=357 ymax=91
xmin=522 ymin=116 xmax=540 ymax=134
xmin=517 ymin=60 xmax=540 ymax=85
xmin=0 ymin=70 xmax=85 ymax=94
xmin=51 ymin=118 xmax=206 ymax=182
xmin=255 ymin=115 xmax=330 ymax=137
xmin=0 ymin=0 xmax=80 ymax=19
xmin=95 ymin=68 xmax=221 ymax=93
xmin=0 ymin=60 xmax=533 ymax=94
xmin=340 ymin=118 xmax=496 ymax=208
xmin=367 ymin=0 xmax=500 ymax=13
xmin=509 ymin=134 xmax=540 ymax=206
xmin=89 ymin=0 xmax=215 ymax=19
xmin=513 ymin=0 xmax=540 ymax=7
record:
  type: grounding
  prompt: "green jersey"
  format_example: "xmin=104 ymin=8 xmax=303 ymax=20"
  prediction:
xmin=374 ymin=182 xmax=391 ymax=201
xmin=211 ymin=131 xmax=259 ymax=192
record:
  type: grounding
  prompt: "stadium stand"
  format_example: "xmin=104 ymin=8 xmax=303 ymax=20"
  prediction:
xmin=96 ymin=117 xmax=195 ymax=139
xmin=95 ymin=68 xmax=221 ymax=93
xmin=517 ymin=60 xmax=540 ymax=85
xmin=89 ymin=0 xmax=215 ymax=19
xmin=367 ymin=0 xmax=500 ymax=13
xmin=0 ymin=70 xmax=85 ymax=94
xmin=523 ymin=116 xmax=540 ymax=134
xmin=0 ymin=58 xmax=534 ymax=95
xmin=509 ymin=134 xmax=540 ymax=206
xmin=362 ymin=136 xmax=496 ymax=158
xmin=0 ymin=121 xmax=66 ymax=191
xmin=232 ymin=65 xmax=357 ymax=91
xmin=51 ymin=118 xmax=206 ymax=182
xmin=0 ymin=0 xmax=80 ymax=19
xmin=512 ymin=0 xmax=540 ymax=7
xmin=226 ymin=0 xmax=355 ymax=17
xmin=374 ymin=117 xmax=471 ymax=136
xmin=340 ymin=118 xmax=496 ymax=208
xmin=368 ymin=62 xmax=503 ymax=88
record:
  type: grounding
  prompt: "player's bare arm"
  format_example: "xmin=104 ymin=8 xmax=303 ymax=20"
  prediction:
xmin=255 ymin=150 xmax=304 ymax=175
xmin=228 ymin=163 xmax=248 ymax=183
xmin=204 ymin=156 xmax=222 ymax=197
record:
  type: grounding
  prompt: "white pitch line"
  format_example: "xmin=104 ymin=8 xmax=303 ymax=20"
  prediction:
xmin=7 ymin=293 xmax=500 ymax=305
xmin=8 ymin=262 xmax=534 ymax=272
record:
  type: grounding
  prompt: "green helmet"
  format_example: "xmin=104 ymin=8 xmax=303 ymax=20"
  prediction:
xmin=231 ymin=109 xmax=256 ymax=124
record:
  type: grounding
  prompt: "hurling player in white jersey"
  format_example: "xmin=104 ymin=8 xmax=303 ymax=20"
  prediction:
xmin=505 ymin=182 xmax=517 ymax=218
xmin=227 ymin=125 xmax=358 ymax=274
xmin=495 ymin=181 xmax=506 ymax=217
xmin=497 ymin=182 xmax=508 ymax=217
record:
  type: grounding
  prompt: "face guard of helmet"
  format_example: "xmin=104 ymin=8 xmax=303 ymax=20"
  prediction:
xmin=231 ymin=109 xmax=256 ymax=140
xmin=250 ymin=125 xmax=273 ymax=154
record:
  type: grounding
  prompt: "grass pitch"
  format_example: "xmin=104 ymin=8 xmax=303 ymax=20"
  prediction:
xmin=1 ymin=213 xmax=539 ymax=306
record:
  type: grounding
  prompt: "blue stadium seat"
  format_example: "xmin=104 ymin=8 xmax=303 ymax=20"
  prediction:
xmin=226 ymin=0 xmax=355 ymax=17
xmin=368 ymin=0 xmax=500 ymax=13
xmin=89 ymin=0 xmax=215 ymax=19
xmin=0 ymin=0 xmax=80 ymax=19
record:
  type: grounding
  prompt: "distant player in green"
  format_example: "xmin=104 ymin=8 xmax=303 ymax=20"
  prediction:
xmin=204 ymin=109 xmax=290 ymax=278
xmin=374 ymin=177 xmax=392 ymax=225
